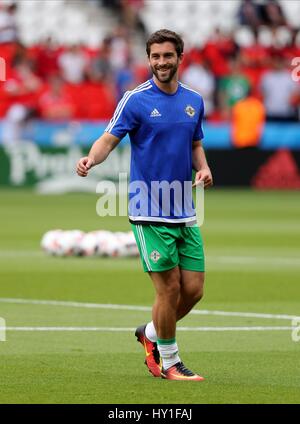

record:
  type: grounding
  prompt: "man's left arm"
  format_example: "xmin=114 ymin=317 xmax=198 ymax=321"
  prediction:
xmin=192 ymin=140 xmax=213 ymax=188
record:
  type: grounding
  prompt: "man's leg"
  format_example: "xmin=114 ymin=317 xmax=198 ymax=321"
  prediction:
xmin=175 ymin=225 xmax=205 ymax=321
xmin=176 ymin=270 xmax=205 ymax=321
xmin=133 ymin=224 xmax=204 ymax=379
xmin=150 ymin=267 xmax=182 ymax=372
xmin=149 ymin=267 xmax=204 ymax=380
xmin=150 ymin=267 xmax=181 ymax=339
xmin=133 ymin=224 xmax=180 ymax=377
xmin=148 ymin=270 xmax=204 ymax=338
xmin=135 ymin=267 xmax=180 ymax=377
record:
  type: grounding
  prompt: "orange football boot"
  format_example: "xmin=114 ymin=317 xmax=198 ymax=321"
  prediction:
xmin=135 ymin=324 xmax=162 ymax=377
xmin=161 ymin=362 xmax=205 ymax=381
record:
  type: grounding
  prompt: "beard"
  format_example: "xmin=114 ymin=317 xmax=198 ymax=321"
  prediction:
xmin=151 ymin=63 xmax=178 ymax=83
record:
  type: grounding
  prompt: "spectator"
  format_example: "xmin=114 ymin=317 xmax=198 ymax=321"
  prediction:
xmin=218 ymin=56 xmax=251 ymax=119
xmin=239 ymin=28 xmax=269 ymax=94
xmin=290 ymin=89 xmax=300 ymax=121
xmin=181 ymin=57 xmax=215 ymax=117
xmin=88 ymin=37 xmax=114 ymax=84
xmin=115 ymin=58 xmax=138 ymax=99
xmin=238 ymin=0 xmax=287 ymax=30
xmin=281 ymin=28 xmax=300 ymax=61
xmin=10 ymin=40 xmax=29 ymax=65
xmin=239 ymin=28 xmax=269 ymax=69
xmin=58 ymin=45 xmax=89 ymax=84
xmin=231 ymin=88 xmax=265 ymax=148
xmin=0 ymin=40 xmax=29 ymax=82
xmin=119 ymin=0 xmax=146 ymax=35
xmin=2 ymin=56 xmax=43 ymax=142
xmin=85 ymin=51 xmax=117 ymax=118
xmin=260 ymin=53 xmax=300 ymax=121
xmin=202 ymin=28 xmax=239 ymax=78
xmin=0 ymin=2 xmax=18 ymax=44
xmin=101 ymin=0 xmax=121 ymax=12
xmin=108 ymin=25 xmax=132 ymax=71
xmin=34 ymin=37 xmax=60 ymax=80
xmin=261 ymin=0 xmax=287 ymax=28
xmin=79 ymin=79 xmax=117 ymax=120
xmin=238 ymin=0 xmax=262 ymax=30
xmin=3 ymin=55 xmax=43 ymax=108
xmin=38 ymin=75 xmax=75 ymax=120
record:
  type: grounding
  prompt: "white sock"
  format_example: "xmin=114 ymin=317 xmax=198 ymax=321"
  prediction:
xmin=157 ymin=341 xmax=181 ymax=370
xmin=145 ymin=321 xmax=157 ymax=342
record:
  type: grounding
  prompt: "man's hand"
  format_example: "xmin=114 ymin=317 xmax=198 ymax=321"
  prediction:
xmin=193 ymin=167 xmax=213 ymax=189
xmin=76 ymin=156 xmax=95 ymax=177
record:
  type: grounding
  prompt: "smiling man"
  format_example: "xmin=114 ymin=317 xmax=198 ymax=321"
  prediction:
xmin=76 ymin=29 xmax=213 ymax=381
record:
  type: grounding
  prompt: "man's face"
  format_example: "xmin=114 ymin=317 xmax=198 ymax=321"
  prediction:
xmin=148 ymin=42 xmax=183 ymax=84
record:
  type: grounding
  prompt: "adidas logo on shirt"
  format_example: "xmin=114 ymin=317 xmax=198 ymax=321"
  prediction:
xmin=150 ymin=108 xmax=162 ymax=117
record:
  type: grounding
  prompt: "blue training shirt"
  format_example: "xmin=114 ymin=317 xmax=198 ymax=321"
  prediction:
xmin=105 ymin=78 xmax=205 ymax=225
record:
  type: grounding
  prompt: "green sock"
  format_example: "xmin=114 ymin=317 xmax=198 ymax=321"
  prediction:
xmin=157 ymin=338 xmax=180 ymax=370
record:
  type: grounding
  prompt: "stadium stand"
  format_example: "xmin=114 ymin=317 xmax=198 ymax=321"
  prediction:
xmin=0 ymin=0 xmax=299 ymax=122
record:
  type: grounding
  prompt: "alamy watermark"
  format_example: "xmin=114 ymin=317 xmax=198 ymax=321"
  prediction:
xmin=0 ymin=57 xmax=6 ymax=82
xmin=291 ymin=57 xmax=300 ymax=82
xmin=291 ymin=318 xmax=300 ymax=342
xmin=0 ymin=317 xmax=6 ymax=341
xmin=95 ymin=173 xmax=205 ymax=226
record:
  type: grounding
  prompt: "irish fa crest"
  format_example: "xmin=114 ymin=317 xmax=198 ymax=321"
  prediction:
xmin=185 ymin=105 xmax=195 ymax=117
xmin=150 ymin=250 xmax=161 ymax=263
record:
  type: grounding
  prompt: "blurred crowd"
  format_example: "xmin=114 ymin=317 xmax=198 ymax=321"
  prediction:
xmin=0 ymin=0 xmax=300 ymax=137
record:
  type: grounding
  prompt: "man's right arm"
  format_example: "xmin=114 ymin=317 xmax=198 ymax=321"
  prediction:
xmin=76 ymin=132 xmax=120 ymax=177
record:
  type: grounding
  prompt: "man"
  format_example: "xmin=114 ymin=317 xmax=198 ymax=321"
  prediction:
xmin=260 ymin=53 xmax=299 ymax=122
xmin=77 ymin=29 xmax=213 ymax=381
xmin=231 ymin=88 xmax=265 ymax=148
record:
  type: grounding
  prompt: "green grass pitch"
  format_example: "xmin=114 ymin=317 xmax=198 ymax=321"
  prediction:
xmin=0 ymin=188 xmax=299 ymax=404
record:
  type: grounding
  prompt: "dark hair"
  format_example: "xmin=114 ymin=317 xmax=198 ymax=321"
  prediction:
xmin=146 ymin=29 xmax=184 ymax=57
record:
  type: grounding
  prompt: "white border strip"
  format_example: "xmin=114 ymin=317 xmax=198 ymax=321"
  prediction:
xmin=105 ymin=80 xmax=150 ymax=131
xmin=1 ymin=326 xmax=295 ymax=332
xmin=136 ymin=225 xmax=152 ymax=271
xmin=106 ymin=83 xmax=152 ymax=133
xmin=0 ymin=298 xmax=299 ymax=321
xmin=129 ymin=215 xmax=196 ymax=223
xmin=179 ymin=81 xmax=202 ymax=97
xmin=137 ymin=225 xmax=152 ymax=271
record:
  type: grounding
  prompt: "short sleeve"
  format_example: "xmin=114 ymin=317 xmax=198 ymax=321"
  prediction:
xmin=193 ymin=98 xmax=205 ymax=141
xmin=105 ymin=91 xmax=139 ymax=139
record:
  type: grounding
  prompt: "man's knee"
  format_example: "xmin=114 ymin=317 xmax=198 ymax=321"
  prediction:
xmin=165 ymin=269 xmax=181 ymax=297
xmin=165 ymin=280 xmax=181 ymax=299
xmin=182 ymin=271 xmax=205 ymax=303
xmin=154 ymin=267 xmax=181 ymax=298
xmin=194 ymin=285 xmax=204 ymax=303
xmin=194 ymin=272 xmax=204 ymax=299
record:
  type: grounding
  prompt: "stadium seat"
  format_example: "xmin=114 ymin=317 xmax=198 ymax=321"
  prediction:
xmin=258 ymin=27 xmax=273 ymax=47
xmin=279 ymin=0 xmax=300 ymax=28
xmin=13 ymin=0 xmax=114 ymax=46
xmin=141 ymin=0 xmax=241 ymax=45
xmin=11 ymin=0 xmax=300 ymax=49
xmin=234 ymin=27 xmax=255 ymax=48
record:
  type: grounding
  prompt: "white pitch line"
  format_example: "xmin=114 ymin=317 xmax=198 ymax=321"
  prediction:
xmin=0 ymin=251 xmax=43 ymax=257
xmin=0 ymin=298 xmax=151 ymax=312
xmin=3 ymin=327 xmax=135 ymax=332
xmin=0 ymin=250 xmax=300 ymax=266
xmin=210 ymin=256 xmax=300 ymax=266
xmin=0 ymin=298 xmax=299 ymax=321
xmin=178 ymin=326 xmax=295 ymax=331
xmin=189 ymin=310 xmax=300 ymax=320
xmin=0 ymin=326 xmax=295 ymax=332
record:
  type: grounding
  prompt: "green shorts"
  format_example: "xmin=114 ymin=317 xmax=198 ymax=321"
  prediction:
xmin=131 ymin=224 xmax=205 ymax=273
